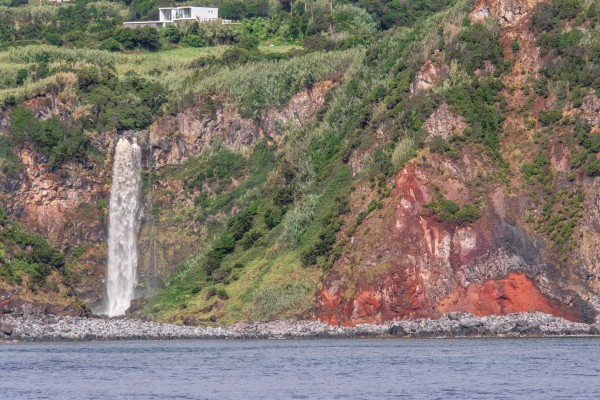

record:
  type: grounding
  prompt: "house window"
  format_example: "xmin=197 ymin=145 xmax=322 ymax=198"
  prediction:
xmin=162 ymin=10 xmax=172 ymax=21
xmin=177 ymin=8 xmax=191 ymax=19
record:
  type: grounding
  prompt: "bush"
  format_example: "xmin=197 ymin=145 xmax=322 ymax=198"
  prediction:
xmin=181 ymin=34 xmax=205 ymax=48
xmin=424 ymin=198 xmax=480 ymax=225
xmin=538 ymin=109 xmax=562 ymax=126
xmin=531 ymin=3 xmax=559 ymax=32
xmin=0 ymin=208 xmax=64 ymax=288
xmin=115 ymin=27 xmax=161 ymax=51
xmin=10 ymin=107 xmax=91 ymax=169
xmin=181 ymin=146 xmax=246 ymax=191
xmin=227 ymin=207 xmax=256 ymax=240
xmin=449 ymin=23 xmax=503 ymax=72
xmin=555 ymin=0 xmax=582 ymax=20
xmin=429 ymin=136 xmax=451 ymax=153
xmin=161 ymin=25 xmax=181 ymax=44
xmin=213 ymin=234 xmax=235 ymax=258
xmin=238 ymin=34 xmax=260 ymax=51
xmin=583 ymin=154 xmax=600 ymax=176
xmin=264 ymin=207 xmax=283 ymax=229
xmin=303 ymin=35 xmax=336 ymax=51
xmin=239 ymin=229 xmax=262 ymax=250
xmin=445 ymin=79 xmax=505 ymax=158
xmin=100 ymin=38 xmax=122 ymax=52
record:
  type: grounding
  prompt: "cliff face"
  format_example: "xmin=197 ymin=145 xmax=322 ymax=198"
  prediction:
xmin=1 ymin=80 xmax=336 ymax=310
xmin=317 ymin=161 xmax=591 ymax=324
xmin=317 ymin=0 xmax=600 ymax=324
xmin=2 ymin=0 xmax=600 ymax=325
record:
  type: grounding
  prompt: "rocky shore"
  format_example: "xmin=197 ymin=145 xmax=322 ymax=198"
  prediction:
xmin=1 ymin=311 xmax=599 ymax=342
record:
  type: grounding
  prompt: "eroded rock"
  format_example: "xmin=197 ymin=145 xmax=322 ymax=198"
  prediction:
xmin=423 ymin=103 xmax=466 ymax=139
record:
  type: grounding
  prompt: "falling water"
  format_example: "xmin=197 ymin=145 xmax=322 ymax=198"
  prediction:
xmin=105 ymin=137 xmax=142 ymax=317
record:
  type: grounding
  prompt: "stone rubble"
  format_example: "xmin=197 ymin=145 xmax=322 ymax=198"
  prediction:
xmin=1 ymin=311 xmax=598 ymax=342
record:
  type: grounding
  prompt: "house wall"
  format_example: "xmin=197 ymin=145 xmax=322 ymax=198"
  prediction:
xmin=189 ymin=7 xmax=219 ymax=20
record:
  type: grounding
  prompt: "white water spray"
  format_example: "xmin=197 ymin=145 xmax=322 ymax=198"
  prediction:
xmin=106 ymin=137 xmax=142 ymax=317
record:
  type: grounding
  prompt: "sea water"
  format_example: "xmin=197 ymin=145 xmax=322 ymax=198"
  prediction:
xmin=1 ymin=338 xmax=599 ymax=399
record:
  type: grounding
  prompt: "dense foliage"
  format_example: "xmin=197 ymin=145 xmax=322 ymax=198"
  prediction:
xmin=0 ymin=208 xmax=65 ymax=289
xmin=10 ymin=106 xmax=91 ymax=169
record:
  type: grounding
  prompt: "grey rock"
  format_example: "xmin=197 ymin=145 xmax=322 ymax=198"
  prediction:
xmin=389 ymin=325 xmax=405 ymax=336
xmin=0 ymin=321 xmax=13 ymax=335
xmin=0 ymin=311 xmax=598 ymax=342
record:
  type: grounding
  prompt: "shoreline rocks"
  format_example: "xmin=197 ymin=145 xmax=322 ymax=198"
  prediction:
xmin=1 ymin=311 xmax=598 ymax=342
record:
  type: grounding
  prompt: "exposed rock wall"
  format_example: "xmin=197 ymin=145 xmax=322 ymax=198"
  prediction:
xmin=1 ymin=80 xmax=337 ymax=310
xmin=317 ymin=155 xmax=595 ymax=325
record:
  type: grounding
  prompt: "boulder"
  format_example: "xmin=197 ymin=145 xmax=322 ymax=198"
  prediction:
xmin=0 ymin=321 xmax=13 ymax=336
xmin=126 ymin=298 xmax=147 ymax=314
xmin=389 ymin=325 xmax=406 ymax=336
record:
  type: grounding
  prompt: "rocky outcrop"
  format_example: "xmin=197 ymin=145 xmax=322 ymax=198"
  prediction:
xmin=7 ymin=147 xmax=110 ymax=249
xmin=0 ymin=289 xmax=86 ymax=318
xmin=581 ymin=95 xmax=600 ymax=127
xmin=317 ymin=157 xmax=594 ymax=326
xmin=423 ymin=103 xmax=466 ymax=139
xmin=149 ymin=80 xmax=336 ymax=169
xmin=471 ymin=0 xmax=541 ymax=26
xmin=410 ymin=61 xmax=445 ymax=94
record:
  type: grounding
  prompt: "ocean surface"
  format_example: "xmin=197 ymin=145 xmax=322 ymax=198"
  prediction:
xmin=1 ymin=338 xmax=599 ymax=399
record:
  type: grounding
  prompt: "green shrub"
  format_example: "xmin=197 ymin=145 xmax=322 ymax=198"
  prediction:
xmin=10 ymin=106 xmax=91 ymax=169
xmin=264 ymin=206 xmax=283 ymax=229
xmin=531 ymin=2 xmax=559 ymax=32
xmin=238 ymin=34 xmax=260 ymax=51
xmin=448 ymin=23 xmax=503 ymax=72
xmin=511 ymin=39 xmax=520 ymax=54
xmin=445 ymin=79 xmax=505 ymax=159
xmin=100 ymin=38 xmax=122 ymax=52
xmin=227 ymin=207 xmax=257 ymax=240
xmin=0 ymin=135 xmax=22 ymax=179
xmin=174 ymin=145 xmax=246 ymax=191
xmin=538 ymin=109 xmax=562 ymax=126
xmin=213 ymin=234 xmax=235 ymax=258
xmin=429 ymin=135 xmax=451 ymax=153
xmin=555 ymin=0 xmax=582 ymax=20
xmin=239 ymin=229 xmax=262 ymax=250
xmin=0 ymin=208 xmax=64 ymax=288
xmin=181 ymin=34 xmax=206 ymax=48
xmin=161 ymin=25 xmax=181 ymax=44
xmin=424 ymin=197 xmax=480 ymax=225
xmin=115 ymin=27 xmax=161 ymax=51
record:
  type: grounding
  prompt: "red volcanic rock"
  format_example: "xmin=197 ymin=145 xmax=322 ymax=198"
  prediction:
xmin=439 ymin=273 xmax=582 ymax=322
xmin=317 ymin=159 xmax=592 ymax=326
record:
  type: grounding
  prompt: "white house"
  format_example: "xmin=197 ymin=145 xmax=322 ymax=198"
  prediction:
xmin=124 ymin=6 xmax=223 ymax=28
xmin=159 ymin=7 xmax=218 ymax=25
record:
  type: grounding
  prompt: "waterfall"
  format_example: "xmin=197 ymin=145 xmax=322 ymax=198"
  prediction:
xmin=105 ymin=137 xmax=142 ymax=317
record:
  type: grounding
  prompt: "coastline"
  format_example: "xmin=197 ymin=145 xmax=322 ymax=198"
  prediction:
xmin=1 ymin=311 xmax=599 ymax=342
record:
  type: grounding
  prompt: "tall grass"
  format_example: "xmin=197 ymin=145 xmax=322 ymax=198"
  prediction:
xmin=194 ymin=50 xmax=360 ymax=118
xmin=391 ymin=136 xmax=415 ymax=170
xmin=276 ymin=193 xmax=321 ymax=249
xmin=245 ymin=282 xmax=315 ymax=321
xmin=0 ymin=72 xmax=77 ymax=104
